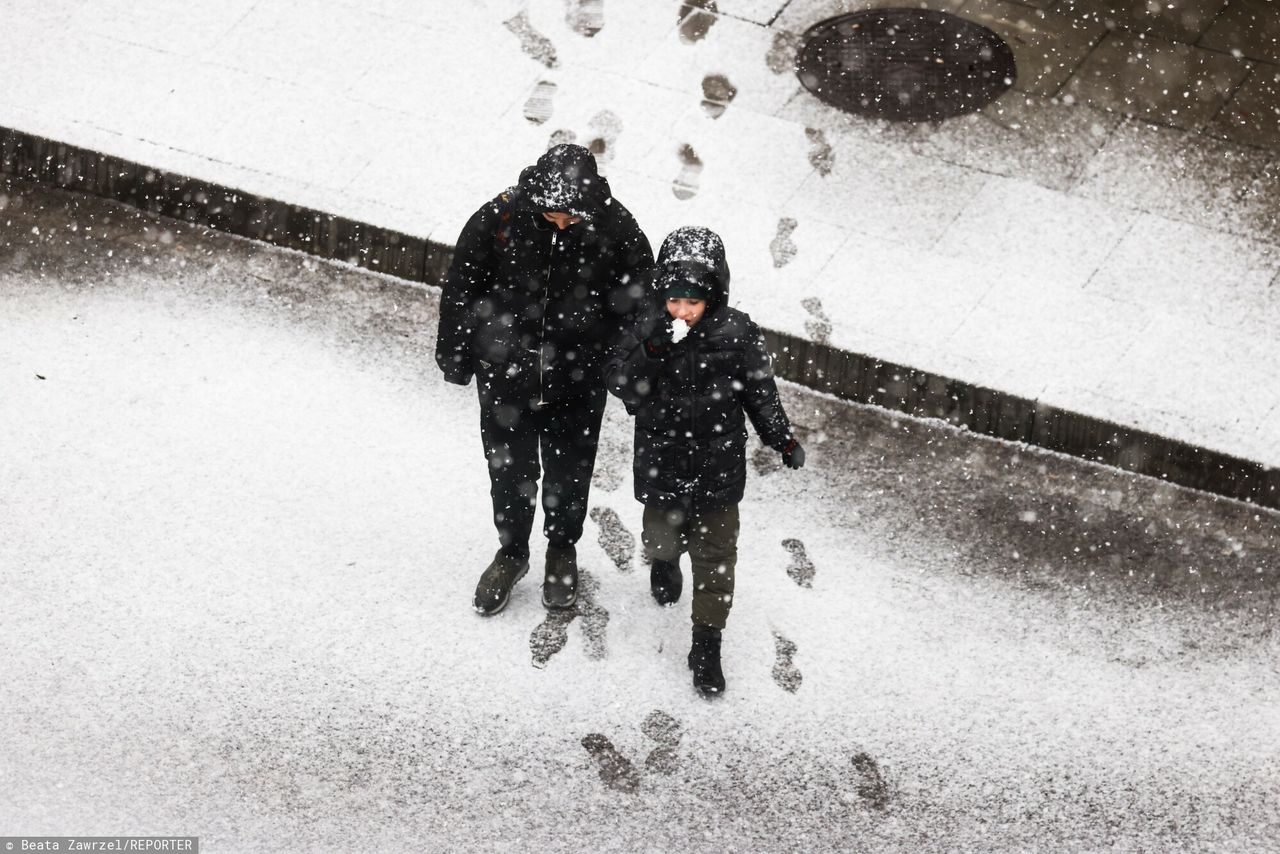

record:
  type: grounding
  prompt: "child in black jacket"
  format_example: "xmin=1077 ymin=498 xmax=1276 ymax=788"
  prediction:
xmin=604 ymin=226 xmax=805 ymax=696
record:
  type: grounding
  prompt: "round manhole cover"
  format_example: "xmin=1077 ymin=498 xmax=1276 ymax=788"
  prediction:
xmin=795 ymin=9 xmax=1017 ymax=122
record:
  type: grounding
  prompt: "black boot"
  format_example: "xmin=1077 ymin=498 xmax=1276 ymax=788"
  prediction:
xmin=473 ymin=550 xmax=530 ymax=616
xmin=687 ymin=625 xmax=725 ymax=696
xmin=650 ymin=559 xmax=682 ymax=606
xmin=542 ymin=544 xmax=579 ymax=609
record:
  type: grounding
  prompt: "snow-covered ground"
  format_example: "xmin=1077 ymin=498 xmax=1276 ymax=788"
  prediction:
xmin=3 ymin=180 xmax=1279 ymax=851
xmin=3 ymin=0 xmax=1278 ymax=467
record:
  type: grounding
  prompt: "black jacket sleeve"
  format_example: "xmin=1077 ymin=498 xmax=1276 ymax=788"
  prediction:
xmin=603 ymin=209 xmax=656 ymax=339
xmin=604 ymin=324 xmax=663 ymax=414
xmin=434 ymin=200 xmax=500 ymax=385
xmin=740 ymin=323 xmax=794 ymax=450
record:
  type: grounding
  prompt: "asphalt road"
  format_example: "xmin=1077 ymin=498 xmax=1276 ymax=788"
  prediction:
xmin=3 ymin=178 xmax=1278 ymax=852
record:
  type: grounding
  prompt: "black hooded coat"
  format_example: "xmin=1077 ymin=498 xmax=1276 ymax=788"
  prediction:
xmin=435 ymin=145 xmax=654 ymax=404
xmin=605 ymin=227 xmax=795 ymax=512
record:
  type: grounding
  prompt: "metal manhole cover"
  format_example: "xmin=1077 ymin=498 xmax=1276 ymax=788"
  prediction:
xmin=795 ymin=9 xmax=1017 ymax=122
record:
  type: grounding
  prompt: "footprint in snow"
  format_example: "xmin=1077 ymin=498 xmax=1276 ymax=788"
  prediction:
xmin=587 ymin=109 xmax=623 ymax=173
xmin=772 ymin=631 xmax=802 ymax=693
xmin=806 ymin=127 xmax=835 ymax=176
xmin=801 ymin=296 xmax=832 ymax=345
xmin=700 ymin=73 xmax=737 ymax=119
xmin=504 ymin=11 xmax=558 ymax=68
xmin=548 ymin=128 xmax=578 ymax=148
xmin=770 ymin=217 xmax=798 ymax=269
xmin=530 ymin=570 xmax=609 ymax=667
xmin=565 ymin=0 xmax=604 ymax=37
xmin=581 ymin=733 xmax=639 ymax=793
xmin=679 ymin=0 xmax=718 ymax=44
xmin=766 ymin=30 xmax=802 ymax=74
xmin=782 ymin=537 xmax=816 ymax=588
xmin=523 ymin=80 xmax=557 ymax=125
xmin=590 ymin=506 xmax=634 ymax=572
xmin=641 ymin=709 xmax=683 ymax=776
xmin=672 ymin=144 xmax=703 ymax=201
xmin=850 ymin=751 xmax=890 ymax=810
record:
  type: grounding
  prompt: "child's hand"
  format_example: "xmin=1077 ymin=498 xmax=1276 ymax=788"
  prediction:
xmin=645 ymin=317 xmax=675 ymax=355
xmin=781 ymin=438 xmax=805 ymax=470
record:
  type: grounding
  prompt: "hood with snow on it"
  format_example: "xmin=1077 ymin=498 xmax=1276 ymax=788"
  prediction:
xmin=517 ymin=143 xmax=612 ymax=221
xmin=655 ymin=225 xmax=730 ymax=312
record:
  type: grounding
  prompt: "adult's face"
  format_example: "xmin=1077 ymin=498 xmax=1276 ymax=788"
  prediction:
xmin=541 ymin=211 xmax=582 ymax=230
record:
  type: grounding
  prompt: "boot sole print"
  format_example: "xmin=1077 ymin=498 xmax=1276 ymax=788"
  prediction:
xmin=678 ymin=0 xmax=718 ymax=44
xmin=581 ymin=733 xmax=639 ymax=793
xmin=565 ymin=0 xmax=604 ymax=37
xmin=700 ymin=73 xmax=737 ymax=119
xmin=504 ymin=11 xmax=558 ymax=68
xmin=672 ymin=144 xmax=703 ymax=201
xmin=522 ymin=81 xmax=557 ymax=125
xmin=783 ymin=537 xmax=816 ymax=588
xmin=589 ymin=505 xmax=634 ymax=573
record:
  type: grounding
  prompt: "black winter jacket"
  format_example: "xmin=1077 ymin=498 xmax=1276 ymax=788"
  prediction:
xmin=435 ymin=145 xmax=654 ymax=404
xmin=605 ymin=227 xmax=795 ymax=511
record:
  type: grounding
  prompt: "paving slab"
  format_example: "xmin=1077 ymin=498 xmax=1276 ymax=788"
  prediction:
xmin=1056 ymin=0 xmax=1229 ymax=43
xmin=783 ymin=133 xmax=992 ymax=250
xmin=634 ymin=11 xmax=799 ymax=118
xmin=1061 ymin=30 xmax=1250 ymax=130
xmin=934 ymin=176 xmax=1135 ymax=286
xmin=959 ymin=0 xmax=1107 ymax=97
xmin=911 ymin=90 xmax=1122 ymax=192
xmin=1207 ymin=63 xmax=1280 ymax=150
xmin=1084 ymin=212 xmax=1280 ymax=336
xmin=773 ymin=0 xmax=968 ymax=34
xmin=714 ymin=0 xmax=792 ymax=25
xmin=809 ymin=235 xmax=1000 ymax=358
xmin=1198 ymin=0 xmax=1280 ymax=64
xmin=1072 ymin=118 xmax=1273 ymax=237
xmin=1099 ymin=313 xmax=1280 ymax=460
xmin=943 ymin=279 xmax=1154 ymax=402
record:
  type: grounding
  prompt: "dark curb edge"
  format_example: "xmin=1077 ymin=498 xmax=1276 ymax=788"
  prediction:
xmin=3 ymin=124 xmax=1276 ymax=510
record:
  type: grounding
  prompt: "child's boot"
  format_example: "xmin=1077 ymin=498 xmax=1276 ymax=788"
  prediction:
xmin=688 ymin=625 xmax=725 ymax=696
xmin=651 ymin=558 xmax=682 ymax=605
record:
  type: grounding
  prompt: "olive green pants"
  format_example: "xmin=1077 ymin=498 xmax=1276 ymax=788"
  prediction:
xmin=641 ymin=504 xmax=739 ymax=630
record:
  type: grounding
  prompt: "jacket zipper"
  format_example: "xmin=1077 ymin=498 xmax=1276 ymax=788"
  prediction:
xmin=537 ymin=230 xmax=558 ymax=406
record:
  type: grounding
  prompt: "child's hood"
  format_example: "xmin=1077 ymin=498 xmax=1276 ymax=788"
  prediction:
xmin=655 ymin=226 xmax=730 ymax=313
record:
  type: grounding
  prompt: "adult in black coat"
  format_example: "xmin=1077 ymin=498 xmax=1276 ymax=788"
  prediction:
xmin=435 ymin=144 xmax=654 ymax=615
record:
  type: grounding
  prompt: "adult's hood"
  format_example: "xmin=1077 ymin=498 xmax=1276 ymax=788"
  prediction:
xmin=654 ymin=226 xmax=730 ymax=312
xmin=516 ymin=143 xmax=612 ymax=221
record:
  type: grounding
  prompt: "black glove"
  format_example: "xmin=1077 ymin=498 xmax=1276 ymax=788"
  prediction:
xmin=781 ymin=438 xmax=805 ymax=470
xmin=645 ymin=317 xmax=675 ymax=355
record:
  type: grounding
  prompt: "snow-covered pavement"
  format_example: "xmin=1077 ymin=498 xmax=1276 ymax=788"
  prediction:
xmin=3 ymin=0 xmax=1279 ymax=468
xmin=4 ymin=179 xmax=1279 ymax=851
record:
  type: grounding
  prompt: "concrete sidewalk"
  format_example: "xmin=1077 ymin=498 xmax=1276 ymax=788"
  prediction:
xmin=3 ymin=0 xmax=1278 ymax=467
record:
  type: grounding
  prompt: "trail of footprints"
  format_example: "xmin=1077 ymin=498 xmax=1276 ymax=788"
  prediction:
xmin=581 ymin=711 xmax=891 ymax=811
xmin=500 ymin=4 xmax=870 ymax=803
xmin=581 ymin=709 xmax=683 ymax=793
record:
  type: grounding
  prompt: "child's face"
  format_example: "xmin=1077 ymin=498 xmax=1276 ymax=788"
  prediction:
xmin=666 ymin=297 xmax=707 ymax=327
